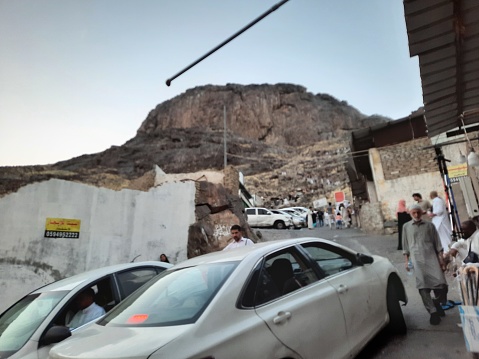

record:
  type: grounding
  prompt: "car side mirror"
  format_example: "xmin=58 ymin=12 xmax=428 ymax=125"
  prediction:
xmin=356 ymin=253 xmax=374 ymax=265
xmin=41 ymin=326 xmax=71 ymax=346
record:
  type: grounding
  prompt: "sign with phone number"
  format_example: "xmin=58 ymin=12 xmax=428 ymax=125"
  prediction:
xmin=45 ymin=218 xmax=81 ymax=239
xmin=44 ymin=231 xmax=80 ymax=238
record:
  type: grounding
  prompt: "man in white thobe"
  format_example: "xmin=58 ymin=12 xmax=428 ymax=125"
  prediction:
xmin=429 ymin=191 xmax=452 ymax=253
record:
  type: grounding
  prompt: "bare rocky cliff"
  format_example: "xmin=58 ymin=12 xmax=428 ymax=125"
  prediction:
xmin=138 ymin=83 xmax=386 ymax=146
xmin=0 ymin=83 xmax=389 ymax=202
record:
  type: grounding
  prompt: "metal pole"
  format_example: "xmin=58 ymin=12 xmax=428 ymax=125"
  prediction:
xmin=165 ymin=0 xmax=290 ymax=86
xmin=224 ymin=105 xmax=227 ymax=170
xmin=434 ymin=147 xmax=461 ymax=239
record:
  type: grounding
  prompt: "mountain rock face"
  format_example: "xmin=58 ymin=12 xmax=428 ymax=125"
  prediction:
xmin=138 ymin=83 xmax=385 ymax=146
xmin=0 ymin=83 xmax=389 ymax=202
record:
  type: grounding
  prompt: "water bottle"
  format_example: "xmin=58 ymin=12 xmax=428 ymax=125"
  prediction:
xmin=407 ymin=259 xmax=414 ymax=276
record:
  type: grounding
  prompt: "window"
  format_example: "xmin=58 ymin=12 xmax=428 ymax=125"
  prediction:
xmin=258 ymin=209 xmax=269 ymax=215
xmin=99 ymin=262 xmax=237 ymax=327
xmin=117 ymin=268 xmax=159 ymax=299
xmin=251 ymin=247 xmax=319 ymax=306
xmin=0 ymin=291 xmax=68 ymax=356
xmin=245 ymin=209 xmax=255 ymax=215
xmin=301 ymin=243 xmax=354 ymax=277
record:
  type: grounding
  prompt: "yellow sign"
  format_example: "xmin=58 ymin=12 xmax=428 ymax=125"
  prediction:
xmin=45 ymin=218 xmax=81 ymax=238
xmin=448 ymin=163 xmax=468 ymax=179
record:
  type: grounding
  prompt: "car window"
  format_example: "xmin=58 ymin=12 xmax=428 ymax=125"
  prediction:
xmin=301 ymin=243 xmax=355 ymax=277
xmin=53 ymin=277 xmax=114 ymax=331
xmin=258 ymin=209 xmax=268 ymax=215
xmin=245 ymin=209 xmax=255 ymax=215
xmin=252 ymin=247 xmax=319 ymax=306
xmin=0 ymin=291 xmax=68 ymax=357
xmin=98 ymin=262 xmax=237 ymax=327
xmin=117 ymin=268 xmax=159 ymax=299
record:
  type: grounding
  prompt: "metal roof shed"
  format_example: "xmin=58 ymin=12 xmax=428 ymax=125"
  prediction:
xmin=403 ymin=0 xmax=479 ymax=136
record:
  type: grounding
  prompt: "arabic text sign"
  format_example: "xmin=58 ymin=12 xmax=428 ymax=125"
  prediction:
xmin=448 ymin=164 xmax=468 ymax=183
xmin=45 ymin=218 xmax=81 ymax=238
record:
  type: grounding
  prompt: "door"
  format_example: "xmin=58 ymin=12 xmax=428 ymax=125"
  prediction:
xmin=253 ymin=247 xmax=350 ymax=359
xmin=256 ymin=208 xmax=272 ymax=227
xmin=300 ymin=242 xmax=384 ymax=351
xmin=245 ymin=208 xmax=258 ymax=226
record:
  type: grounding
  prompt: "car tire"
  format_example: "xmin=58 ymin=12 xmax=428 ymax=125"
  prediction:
xmin=386 ymin=284 xmax=407 ymax=335
xmin=274 ymin=221 xmax=286 ymax=229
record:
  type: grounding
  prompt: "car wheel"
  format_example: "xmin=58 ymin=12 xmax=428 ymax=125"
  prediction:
xmin=274 ymin=221 xmax=286 ymax=229
xmin=386 ymin=284 xmax=407 ymax=335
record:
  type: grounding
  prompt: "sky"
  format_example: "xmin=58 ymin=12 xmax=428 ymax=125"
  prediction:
xmin=0 ymin=0 xmax=423 ymax=166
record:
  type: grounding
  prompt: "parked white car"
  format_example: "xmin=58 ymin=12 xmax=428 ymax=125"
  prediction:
xmin=48 ymin=238 xmax=408 ymax=359
xmin=0 ymin=261 xmax=172 ymax=359
xmin=245 ymin=207 xmax=293 ymax=229
xmin=285 ymin=206 xmax=309 ymax=215
xmin=282 ymin=208 xmax=307 ymax=218
xmin=270 ymin=209 xmax=306 ymax=228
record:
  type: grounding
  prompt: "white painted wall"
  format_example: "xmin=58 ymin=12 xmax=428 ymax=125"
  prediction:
xmin=369 ymin=148 xmax=444 ymax=220
xmin=0 ymin=179 xmax=196 ymax=311
xmin=376 ymin=173 xmax=444 ymax=220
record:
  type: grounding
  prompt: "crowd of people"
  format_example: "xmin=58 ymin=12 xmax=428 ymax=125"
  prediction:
xmin=398 ymin=190 xmax=479 ymax=326
xmin=305 ymin=202 xmax=355 ymax=230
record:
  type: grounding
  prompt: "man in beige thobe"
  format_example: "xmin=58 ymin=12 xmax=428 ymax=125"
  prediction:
xmin=402 ymin=204 xmax=447 ymax=325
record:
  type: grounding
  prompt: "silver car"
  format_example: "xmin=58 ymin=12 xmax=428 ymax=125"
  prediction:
xmin=49 ymin=238 xmax=407 ymax=359
xmin=0 ymin=261 xmax=172 ymax=359
xmin=271 ymin=209 xmax=306 ymax=228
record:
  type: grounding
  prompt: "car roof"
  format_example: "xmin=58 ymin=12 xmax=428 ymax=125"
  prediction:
xmin=172 ymin=237 xmax=353 ymax=269
xmin=31 ymin=261 xmax=172 ymax=293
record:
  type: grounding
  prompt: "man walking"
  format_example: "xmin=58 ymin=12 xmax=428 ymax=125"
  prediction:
xmin=429 ymin=191 xmax=452 ymax=253
xmin=403 ymin=204 xmax=448 ymax=325
xmin=412 ymin=192 xmax=432 ymax=221
xmin=223 ymin=225 xmax=254 ymax=251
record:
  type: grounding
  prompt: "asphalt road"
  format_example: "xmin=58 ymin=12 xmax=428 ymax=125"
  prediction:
xmin=258 ymin=226 xmax=473 ymax=359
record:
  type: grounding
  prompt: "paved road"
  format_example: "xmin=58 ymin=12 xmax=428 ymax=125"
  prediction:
xmin=258 ymin=226 xmax=472 ymax=359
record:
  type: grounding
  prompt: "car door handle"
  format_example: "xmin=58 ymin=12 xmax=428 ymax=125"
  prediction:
xmin=337 ymin=284 xmax=348 ymax=294
xmin=273 ymin=311 xmax=292 ymax=324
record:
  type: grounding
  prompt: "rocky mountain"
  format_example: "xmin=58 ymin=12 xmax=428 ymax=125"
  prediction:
xmin=0 ymin=83 xmax=389 ymax=203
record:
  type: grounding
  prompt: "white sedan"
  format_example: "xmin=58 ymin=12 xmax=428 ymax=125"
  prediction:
xmin=0 ymin=261 xmax=172 ymax=359
xmin=49 ymin=238 xmax=407 ymax=359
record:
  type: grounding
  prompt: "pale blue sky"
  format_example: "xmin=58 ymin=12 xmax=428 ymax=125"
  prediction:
xmin=0 ymin=0 xmax=422 ymax=166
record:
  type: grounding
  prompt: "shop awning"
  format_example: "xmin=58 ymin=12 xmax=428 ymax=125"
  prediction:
xmin=403 ymin=0 xmax=479 ymax=137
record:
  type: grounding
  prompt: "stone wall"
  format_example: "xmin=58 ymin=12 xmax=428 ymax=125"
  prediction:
xmin=378 ymin=137 xmax=437 ymax=180
xmin=358 ymin=202 xmax=385 ymax=234
xmin=369 ymin=139 xmax=444 ymax=222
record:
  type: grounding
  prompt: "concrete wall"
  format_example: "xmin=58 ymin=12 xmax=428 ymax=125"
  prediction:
xmin=0 ymin=178 xmax=195 ymax=311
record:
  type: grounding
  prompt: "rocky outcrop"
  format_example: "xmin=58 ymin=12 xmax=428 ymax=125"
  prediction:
xmin=138 ymin=83 xmax=387 ymax=146
xmin=0 ymin=83 xmax=390 ymax=206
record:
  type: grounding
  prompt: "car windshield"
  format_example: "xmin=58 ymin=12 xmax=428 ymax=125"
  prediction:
xmin=99 ymin=262 xmax=237 ymax=327
xmin=0 ymin=291 xmax=68 ymax=358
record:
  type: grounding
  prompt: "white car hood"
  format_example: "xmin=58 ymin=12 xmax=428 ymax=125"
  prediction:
xmin=49 ymin=324 xmax=192 ymax=359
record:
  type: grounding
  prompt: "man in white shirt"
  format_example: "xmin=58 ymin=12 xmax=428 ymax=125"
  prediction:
xmin=448 ymin=220 xmax=479 ymax=264
xmin=68 ymin=288 xmax=106 ymax=329
xmin=223 ymin=225 xmax=254 ymax=251
xmin=429 ymin=191 xmax=452 ymax=253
